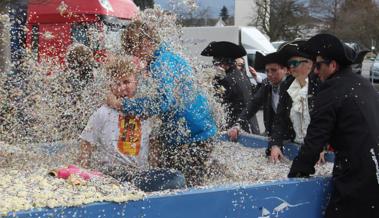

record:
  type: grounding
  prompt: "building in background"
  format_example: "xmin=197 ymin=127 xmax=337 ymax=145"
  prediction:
xmin=235 ymin=0 xmax=260 ymax=26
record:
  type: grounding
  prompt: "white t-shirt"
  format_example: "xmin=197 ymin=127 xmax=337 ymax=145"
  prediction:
xmin=80 ymin=105 xmax=151 ymax=170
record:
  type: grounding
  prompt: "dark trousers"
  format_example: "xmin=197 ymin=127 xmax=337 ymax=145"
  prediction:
xmin=158 ymin=141 xmax=213 ymax=187
xmin=114 ymin=168 xmax=186 ymax=192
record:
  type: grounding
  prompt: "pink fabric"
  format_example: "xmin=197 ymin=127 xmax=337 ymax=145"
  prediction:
xmin=54 ymin=165 xmax=102 ymax=180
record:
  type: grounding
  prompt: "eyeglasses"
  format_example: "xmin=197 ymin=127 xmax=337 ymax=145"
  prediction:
xmin=315 ymin=60 xmax=331 ymax=70
xmin=287 ymin=60 xmax=308 ymax=68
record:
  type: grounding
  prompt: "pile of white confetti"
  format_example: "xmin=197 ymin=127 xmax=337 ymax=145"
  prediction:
xmin=204 ymin=141 xmax=333 ymax=186
xmin=0 ymin=141 xmax=144 ymax=215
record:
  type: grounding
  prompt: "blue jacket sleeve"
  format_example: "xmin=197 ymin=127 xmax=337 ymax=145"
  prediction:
xmin=122 ymin=92 xmax=175 ymax=117
xmin=121 ymin=56 xmax=178 ymax=117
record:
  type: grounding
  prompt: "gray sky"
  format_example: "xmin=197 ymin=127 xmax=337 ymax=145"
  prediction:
xmin=155 ymin=0 xmax=235 ymax=18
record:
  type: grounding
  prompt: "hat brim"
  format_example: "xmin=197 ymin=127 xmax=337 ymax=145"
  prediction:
xmin=305 ymin=33 xmax=355 ymax=66
xmin=254 ymin=51 xmax=286 ymax=71
xmin=277 ymin=40 xmax=312 ymax=62
xmin=201 ymin=41 xmax=247 ymax=59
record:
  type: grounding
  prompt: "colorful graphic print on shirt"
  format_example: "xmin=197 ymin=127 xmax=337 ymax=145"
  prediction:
xmin=117 ymin=115 xmax=142 ymax=156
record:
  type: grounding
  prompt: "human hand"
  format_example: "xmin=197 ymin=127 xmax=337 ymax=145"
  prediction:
xmin=248 ymin=66 xmax=258 ymax=80
xmin=106 ymin=92 xmax=122 ymax=111
xmin=269 ymin=146 xmax=284 ymax=164
xmin=227 ymin=127 xmax=239 ymax=141
xmin=317 ymin=151 xmax=326 ymax=165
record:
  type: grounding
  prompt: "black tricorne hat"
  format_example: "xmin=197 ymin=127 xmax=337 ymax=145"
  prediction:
xmin=304 ymin=33 xmax=355 ymax=66
xmin=277 ymin=40 xmax=312 ymax=62
xmin=254 ymin=51 xmax=287 ymax=71
xmin=201 ymin=41 xmax=247 ymax=59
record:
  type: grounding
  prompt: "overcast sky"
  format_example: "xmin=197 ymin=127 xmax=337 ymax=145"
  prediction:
xmin=154 ymin=0 xmax=235 ymax=18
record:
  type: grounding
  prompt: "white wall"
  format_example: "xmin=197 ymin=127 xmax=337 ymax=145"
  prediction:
xmin=234 ymin=0 xmax=258 ymax=26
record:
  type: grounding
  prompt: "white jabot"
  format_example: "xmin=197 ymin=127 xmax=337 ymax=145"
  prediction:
xmin=287 ymin=78 xmax=310 ymax=144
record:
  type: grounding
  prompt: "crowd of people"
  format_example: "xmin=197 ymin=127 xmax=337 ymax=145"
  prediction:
xmin=221 ymin=34 xmax=379 ymax=217
xmin=37 ymin=18 xmax=379 ymax=217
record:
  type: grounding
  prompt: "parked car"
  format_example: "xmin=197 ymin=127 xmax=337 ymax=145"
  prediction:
xmin=369 ymin=55 xmax=379 ymax=82
xmin=271 ymin=40 xmax=287 ymax=50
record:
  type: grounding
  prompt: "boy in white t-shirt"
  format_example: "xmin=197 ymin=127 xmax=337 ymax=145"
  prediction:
xmin=78 ymin=56 xmax=185 ymax=192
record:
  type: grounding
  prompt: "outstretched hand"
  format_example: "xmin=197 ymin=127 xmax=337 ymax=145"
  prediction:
xmin=227 ymin=127 xmax=239 ymax=142
xmin=248 ymin=66 xmax=258 ymax=80
xmin=269 ymin=145 xmax=284 ymax=164
xmin=317 ymin=151 xmax=326 ymax=165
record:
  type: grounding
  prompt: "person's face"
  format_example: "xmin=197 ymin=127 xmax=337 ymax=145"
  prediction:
xmin=235 ymin=58 xmax=244 ymax=70
xmin=265 ymin=63 xmax=287 ymax=85
xmin=213 ymin=59 xmax=229 ymax=71
xmin=287 ymin=56 xmax=312 ymax=79
xmin=314 ymin=56 xmax=335 ymax=81
xmin=112 ymin=74 xmax=138 ymax=98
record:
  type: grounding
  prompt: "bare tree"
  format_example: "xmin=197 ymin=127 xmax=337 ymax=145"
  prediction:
xmin=253 ymin=0 xmax=311 ymax=41
xmin=308 ymin=0 xmax=344 ymax=32
xmin=253 ymin=0 xmax=270 ymax=34
xmin=309 ymin=0 xmax=379 ymax=48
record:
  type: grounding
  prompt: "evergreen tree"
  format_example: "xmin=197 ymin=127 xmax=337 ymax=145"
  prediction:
xmin=219 ymin=6 xmax=229 ymax=22
xmin=133 ymin=0 xmax=154 ymax=10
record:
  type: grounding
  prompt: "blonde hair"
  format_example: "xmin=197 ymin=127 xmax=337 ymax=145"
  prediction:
xmin=105 ymin=55 xmax=138 ymax=79
xmin=121 ymin=20 xmax=160 ymax=55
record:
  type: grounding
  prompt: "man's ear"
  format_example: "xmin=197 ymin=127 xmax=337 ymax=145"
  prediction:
xmin=330 ymin=60 xmax=338 ymax=72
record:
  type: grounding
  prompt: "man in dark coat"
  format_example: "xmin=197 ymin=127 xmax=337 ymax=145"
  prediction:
xmin=288 ymin=33 xmax=379 ymax=218
xmin=202 ymin=41 xmax=260 ymax=134
xmin=228 ymin=51 xmax=295 ymax=160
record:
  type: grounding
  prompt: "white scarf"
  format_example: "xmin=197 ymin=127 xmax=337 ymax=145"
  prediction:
xmin=287 ymin=78 xmax=310 ymax=144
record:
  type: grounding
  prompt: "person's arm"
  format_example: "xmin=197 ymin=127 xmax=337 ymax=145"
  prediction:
xmin=110 ymin=58 xmax=179 ymax=117
xmin=78 ymin=107 xmax=104 ymax=168
xmin=107 ymin=81 xmax=176 ymax=117
xmin=268 ymin=91 xmax=291 ymax=145
xmin=241 ymin=84 xmax=267 ymax=121
xmin=228 ymin=84 xmax=267 ymax=140
xmin=121 ymin=93 xmax=175 ymax=117
xmin=249 ymin=66 xmax=263 ymax=83
xmin=267 ymin=90 xmax=292 ymax=163
xmin=288 ymin=89 xmax=337 ymax=177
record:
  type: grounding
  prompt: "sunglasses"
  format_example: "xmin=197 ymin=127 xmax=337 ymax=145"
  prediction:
xmin=315 ymin=60 xmax=331 ymax=70
xmin=212 ymin=60 xmax=222 ymax=66
xmin=287 ymin=60 xmax=308 ymax=68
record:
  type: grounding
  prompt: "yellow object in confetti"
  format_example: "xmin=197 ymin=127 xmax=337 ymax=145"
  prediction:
xmin=117 ymin=115 xmax=142 ymax=156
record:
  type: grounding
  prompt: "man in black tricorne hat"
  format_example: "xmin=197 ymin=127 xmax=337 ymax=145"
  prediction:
xmin=202 ymin=41 xmax=260 ymax=134
xmin=288 ymin=33 xmax=379 ymax=218
xmin=228 ymin=51 xmax=295 ymax=162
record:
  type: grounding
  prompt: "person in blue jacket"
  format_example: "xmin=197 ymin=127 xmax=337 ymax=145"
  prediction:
xmin=107 ymin=20 xmax=218 ymax=186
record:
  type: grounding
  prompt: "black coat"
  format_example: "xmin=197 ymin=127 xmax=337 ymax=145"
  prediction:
xmin=289 ymin=68 xmax=379 ymax=218
xmin=271 ymin=73 xmax=320 ymax=148
xmin=238 ymin=73 xmax=320 ymax=149
xmin=215 ymin=67 xmax=259 ymax=133
xmin=238 ymin=75 xmax=294 ymax=146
